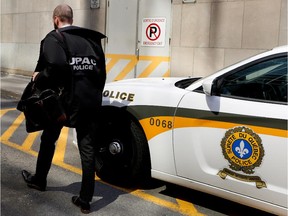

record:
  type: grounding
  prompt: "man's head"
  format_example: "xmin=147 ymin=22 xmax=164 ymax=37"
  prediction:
xmin=53 ymin=4 xmax=73 ymax=29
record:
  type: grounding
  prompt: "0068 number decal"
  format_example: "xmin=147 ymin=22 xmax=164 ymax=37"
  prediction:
xmin=149 ymin=118 xmax=173 ymax=129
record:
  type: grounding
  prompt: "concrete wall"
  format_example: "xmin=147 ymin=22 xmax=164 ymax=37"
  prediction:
xmin=171 ymin=0 xmax=287 ymax=77
xmin=1 ymin=0 xmax=287 ymax=77
xmin=1 ymin=0 xmax=106 ymax=76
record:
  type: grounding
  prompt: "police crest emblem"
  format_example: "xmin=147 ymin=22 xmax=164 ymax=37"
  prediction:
xmin=218 ymin=126 xmax=266 ymax=188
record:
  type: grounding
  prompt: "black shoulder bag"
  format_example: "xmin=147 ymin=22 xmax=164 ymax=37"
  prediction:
xmin=17 ymin=31 xmax=71 ymax=133
xmin=17 ymin=79 xmax=67 ymax=133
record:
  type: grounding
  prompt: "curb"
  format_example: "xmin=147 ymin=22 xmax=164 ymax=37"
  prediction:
xmin=1 ymin=72 xmax=30 ymax=101
xmin=1 ymin=89 xmax=22 ymax=100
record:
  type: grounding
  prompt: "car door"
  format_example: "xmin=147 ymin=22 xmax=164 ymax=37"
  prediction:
xmin=173 ymin=53 xmax=287 ymax=207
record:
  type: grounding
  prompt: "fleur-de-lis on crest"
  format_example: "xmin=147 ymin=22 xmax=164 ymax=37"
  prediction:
xmin=235 ymin=140 xmax=249 ymax=158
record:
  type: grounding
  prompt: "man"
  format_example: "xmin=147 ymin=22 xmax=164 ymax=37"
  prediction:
xmin=21 ymin=4 xmax=106 ymax=214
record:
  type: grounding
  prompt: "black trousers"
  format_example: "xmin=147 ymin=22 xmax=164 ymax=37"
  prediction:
xmin=34 ymin=115 xmax=98 ymax=202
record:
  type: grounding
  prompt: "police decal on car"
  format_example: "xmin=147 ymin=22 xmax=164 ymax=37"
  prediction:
xmin=103 ymin=90 xmax=135 ymax=102
xmin=218 ymin=126 xmax=266 ymax=189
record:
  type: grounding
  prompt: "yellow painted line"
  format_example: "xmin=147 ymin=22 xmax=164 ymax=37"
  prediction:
xmin=176 ymin=199 xmax=205 ymax=216
xmin=126 ymin=190 xmax=204 ymax=216
xmin=2 ymin=139 xmax=39 ymax=156
xmin=114 ymin=56 xmax=138 ymax=81
xmin=163 ymin=69 xmax=171 ymax=77
xmin=106 ymin=54 xmax=136 ymax=74
xmin=1 ymin=112 xmax=25 ymax=141
xmin=1 ymin=111 xmax=39 ymax=156
xmin=105 ymin=54 xmax=170 ymax=80
xmin=22 ymin=132 xmax=40 ymax=151
xmin=106 ymin=56 xmax=120 ymax=72
xmin=140 ymin=56 xmax=170 ymax=62
xmin=138 ymin=56 xmax=170 ymax=78
xmin=138 ymin=58 xmax=161 ymax=78
xmin=0 ymin=108 xmax=16 ymax=117
xmin=1 ymin=109 xmax=203 ymax=216
xmin=53 ymin=127 xmax=69 ymax=163
xmin=53 ymin=159 xmax=83 ymax=176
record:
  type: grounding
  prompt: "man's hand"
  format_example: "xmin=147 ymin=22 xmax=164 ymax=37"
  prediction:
xmin=32 ymin=72 xmax=39 ymax=81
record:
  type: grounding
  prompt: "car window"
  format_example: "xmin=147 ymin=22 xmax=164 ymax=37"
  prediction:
xmin=219 ymin=55 xmax=287 ymax=103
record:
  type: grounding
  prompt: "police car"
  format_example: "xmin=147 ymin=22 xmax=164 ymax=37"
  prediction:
xmin=95 ymin=45 xmax=287 ymax=215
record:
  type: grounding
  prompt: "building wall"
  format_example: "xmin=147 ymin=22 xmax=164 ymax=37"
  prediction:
xmin=1 ymin=0 xmax=287 ymax=78
xmin=171 ymin=0 xmax=287 ymax=77
xmin=1 ymin=0 xmax=106 ymax=75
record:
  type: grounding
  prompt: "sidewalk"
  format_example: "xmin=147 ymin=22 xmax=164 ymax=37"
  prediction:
xmin=1 ymin=72 xmax=31 ymax=100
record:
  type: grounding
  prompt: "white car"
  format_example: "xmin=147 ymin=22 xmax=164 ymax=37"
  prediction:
xmin=95 ymin=45 xmax=287 ymax=215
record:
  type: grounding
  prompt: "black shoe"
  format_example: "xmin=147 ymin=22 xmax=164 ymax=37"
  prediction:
xmin=21 ymin=170 xmax=46 ymax=191
xmin=72 ymin=196 xmax=91 ymax=214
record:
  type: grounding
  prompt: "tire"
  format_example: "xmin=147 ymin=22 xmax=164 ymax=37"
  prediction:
xmin=95 ymin=109 xmax=151 ymax=186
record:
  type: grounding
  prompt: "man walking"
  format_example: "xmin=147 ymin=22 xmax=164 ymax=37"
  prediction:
xmin=21 ymin=4 xmax=106 ymax=214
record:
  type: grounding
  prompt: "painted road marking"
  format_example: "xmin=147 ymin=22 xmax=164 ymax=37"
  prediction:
xmin=1 ymin=108 xmax=204 ymax=216
xmin=0 ymin=108 xmax=15 ymax=117
xmin=53 ymin=127 xmax=69 ymax=163
xmin=22 ymin=131 xmax=40 ymax=151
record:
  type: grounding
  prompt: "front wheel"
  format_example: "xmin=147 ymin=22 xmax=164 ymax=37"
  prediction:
xmin=95 ymin=110 xmax=151 ymax=186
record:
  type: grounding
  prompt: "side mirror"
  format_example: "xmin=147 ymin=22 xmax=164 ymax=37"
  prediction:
xmin=202 ymin=78 xmax=214 ymax=96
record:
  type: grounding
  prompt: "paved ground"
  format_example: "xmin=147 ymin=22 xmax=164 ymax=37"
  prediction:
xmin=1 ymin=72 xmax=31 ymax=100
xmin=1 ymin=73 xmax=193 ymax=216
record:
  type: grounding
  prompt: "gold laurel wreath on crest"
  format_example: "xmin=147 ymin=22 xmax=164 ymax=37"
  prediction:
xmin=221 ymin=126 xmax=265 ymax=174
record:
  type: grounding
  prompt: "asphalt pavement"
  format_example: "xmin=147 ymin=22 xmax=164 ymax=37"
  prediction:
xmin=1 ymin=72 xmax=276 ymax=216
xmin=1 ymin=72 xmax=187 ymax=216
xmin=1 ymin=72 xmax=31 ymax=100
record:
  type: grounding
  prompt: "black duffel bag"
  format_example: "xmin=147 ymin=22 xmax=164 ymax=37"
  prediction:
xmin=17 ymin=81 xmax=67 ymax=133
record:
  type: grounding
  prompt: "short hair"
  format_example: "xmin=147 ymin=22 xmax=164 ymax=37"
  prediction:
xmin=53 ymin=4 xmax=73 ymax=22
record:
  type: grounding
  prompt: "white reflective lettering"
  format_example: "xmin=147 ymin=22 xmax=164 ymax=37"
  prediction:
xmin=82 ymin=57 xmax=90 ymax=64
xmin=70 ymin=57 xmax=97 ymax=70
xmin=75 ymin=57 xmax=82 ymax=64
xmin=91 ymin=59 xmax=97 ymax=65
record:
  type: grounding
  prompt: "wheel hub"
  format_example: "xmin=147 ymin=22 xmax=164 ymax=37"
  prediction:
xmin=109 ymin=141 xmax=122 ymax=155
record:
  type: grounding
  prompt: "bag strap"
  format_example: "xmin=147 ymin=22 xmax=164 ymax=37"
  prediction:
xmin=53 ymin=30 xmax=74 ymax=105
xmin=55 ymin=30 xmax=71 ymax=62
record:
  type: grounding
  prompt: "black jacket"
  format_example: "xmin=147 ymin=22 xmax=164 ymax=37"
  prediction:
xmin=34 ymin=26 xmax=107 ymax=127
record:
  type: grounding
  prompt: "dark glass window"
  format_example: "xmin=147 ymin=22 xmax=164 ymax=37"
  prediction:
xmin=219 ymin=56 xmax=287 ymax=103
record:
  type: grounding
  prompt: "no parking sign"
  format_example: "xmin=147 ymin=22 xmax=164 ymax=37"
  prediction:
xmin=141 ymin=18 xmax=166 ymax=47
